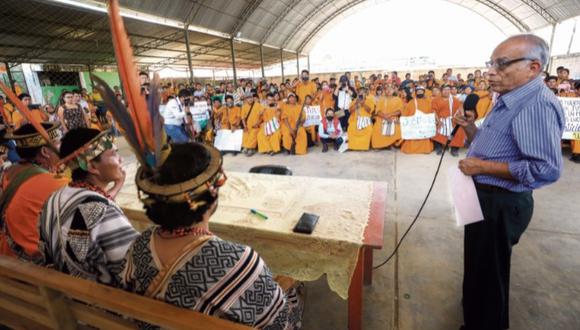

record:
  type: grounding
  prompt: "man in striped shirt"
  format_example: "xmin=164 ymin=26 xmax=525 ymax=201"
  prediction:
xmin=455 ymin=34 xmax=565 ymax=330
xmin=38 ymin=128 xmax=138 ymax=286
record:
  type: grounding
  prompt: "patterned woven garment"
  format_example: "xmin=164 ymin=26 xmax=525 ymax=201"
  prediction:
xmin=120 ymin=227 xmax=304 ymax=329
xmin=38 ymin=186 xmax=138 ymax=285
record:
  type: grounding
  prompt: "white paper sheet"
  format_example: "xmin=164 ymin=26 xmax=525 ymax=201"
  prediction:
xmin=214 ymin=129 xmax=243 ymax=151
xmin=448 ymin=166 xmax=484 ymax=226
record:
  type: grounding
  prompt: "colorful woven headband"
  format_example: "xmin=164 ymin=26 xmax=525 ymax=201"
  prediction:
xmin=136 ymin=143 xmax=226 ymax=211
xmin=8 ymin=122 xmax=62 ymax=149
xmin=58 ymin=130 xmax=116 ymax=171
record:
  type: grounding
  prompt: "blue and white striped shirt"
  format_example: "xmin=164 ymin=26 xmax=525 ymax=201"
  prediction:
xmin=467 ymin=76 xmax=565 ymax=192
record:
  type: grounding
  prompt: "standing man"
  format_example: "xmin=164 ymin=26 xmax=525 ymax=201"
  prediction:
xmin=295 ymin=70 xmax=318 ymax=144
xmin=455 ymin=34 xmax=565 ymax=330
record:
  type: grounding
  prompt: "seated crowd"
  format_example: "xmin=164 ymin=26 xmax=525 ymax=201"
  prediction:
xmin=0 ymin=63 xmax=577 ymax=329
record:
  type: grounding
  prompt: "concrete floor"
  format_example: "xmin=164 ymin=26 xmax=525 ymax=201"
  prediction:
xmin=119 ymin=142 xmax=580 ymax=330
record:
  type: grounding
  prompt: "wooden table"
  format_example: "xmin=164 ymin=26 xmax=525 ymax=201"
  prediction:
xmin=118 ymin=170 xmax=386 ymax=330
xmin=349 ymin=182 xmax=386 ymax=330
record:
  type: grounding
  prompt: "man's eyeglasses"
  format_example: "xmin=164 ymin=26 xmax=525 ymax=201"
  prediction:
xmin=485 ymin=57 xmax=536 ymax=70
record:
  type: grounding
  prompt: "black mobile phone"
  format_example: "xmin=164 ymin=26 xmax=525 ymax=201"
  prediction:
xmin=293 ymin=213 xmax=319 ymax=234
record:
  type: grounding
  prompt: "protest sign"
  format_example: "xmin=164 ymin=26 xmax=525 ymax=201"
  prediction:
xmin=303 ymin=105 xmax=322 ymax=127
xmin=559 ymin=97 xmax=580 ymax=140
xmin=400 ymin=111 xmax=436 ymax=140
xmin=190 ymin=102 xmax=210 ymax=122
xmin=214 ymin=129 xmax=243 ymax=151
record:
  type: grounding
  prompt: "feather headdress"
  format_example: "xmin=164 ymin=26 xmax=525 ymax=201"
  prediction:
xmin=91 ymin=0 xmax=169 ymax=174
xmin=0 ymin=82 xmax=58 ymax=152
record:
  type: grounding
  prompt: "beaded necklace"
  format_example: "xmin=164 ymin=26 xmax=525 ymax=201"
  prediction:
xmin=69 ymin=181 xmax=113 ymax=201
xmin=156 ymin=226 xmax=213 ymax=239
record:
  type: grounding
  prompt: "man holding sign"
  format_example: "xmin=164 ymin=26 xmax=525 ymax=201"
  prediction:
xmin=281 ymin=93 xmax=307 ymax=155
xmin=455 ymin=34 xmax=564 ymax=330
xmin=214 ymin=95 xmax=242 ymax=154
xmin=400 ymin=86 xmax=435 ymax=154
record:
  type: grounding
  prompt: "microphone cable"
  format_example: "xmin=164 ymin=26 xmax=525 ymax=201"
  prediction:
xmin=373 ymin=138 xmax=452 ymax=270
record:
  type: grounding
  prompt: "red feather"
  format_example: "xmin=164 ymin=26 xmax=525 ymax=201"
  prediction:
xmin=0 ymin=82 xmax=57 ymax=151
xmin=107 ymin=0 xmax=154 ymax=151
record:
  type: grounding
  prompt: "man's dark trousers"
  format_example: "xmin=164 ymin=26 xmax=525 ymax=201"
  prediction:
xmin=463 ymin=186 xmax=534 ymax=330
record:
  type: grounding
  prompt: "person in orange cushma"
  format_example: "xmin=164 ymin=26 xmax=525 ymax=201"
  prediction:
xmin=257 ymin=93 xmax=282 ymax=155
xmin=371 ymin=86 xmax=403 ymax=149
xmin=347 ymin=87 xmax=374 ymax=151
xmin=0 ymin=123 xmax=68 ymax=261
xmin=400 ymin=86 xmax=434 ymax=154
xmin=474 ymin=81 xmax=494 ymax=121
xmin=295 ymin=70 xmax=318 ymax=145
xmin=281 ymin=93 xmax=307 ymax=155
xmin=219 ymin=95 xmax=241 ymax=130
xmin=431 ymin=85 xmax=465 ymax=157
xmin=240 ymin=92 xmax=262 ymax=157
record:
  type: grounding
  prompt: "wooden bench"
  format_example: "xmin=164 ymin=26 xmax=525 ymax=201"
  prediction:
xmin=0 ymin=256 xmax=252 ymax=329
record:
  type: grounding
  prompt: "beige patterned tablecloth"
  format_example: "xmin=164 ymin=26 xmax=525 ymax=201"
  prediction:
xmin=117 ymin=164 xmax=375 ymax=299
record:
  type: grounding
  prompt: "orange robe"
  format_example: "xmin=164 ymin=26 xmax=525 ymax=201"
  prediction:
xmin=371 ymin=96 xmax=403 ymax=149
xmin=347 ymin=98 xmax=375 ymax=151
xmin=219 ymin=106 xmax=241 ymax=130
xmin=295 ymin=81 xmax=317 ymax=104
xmin=281 ymin=103 xmax=307 ymax=155
xmin=241 ymin=102 xmax=262 ymax=150
xmin=257 ymin=107 xmax=282 ymax=153
xmin=295 ymin=81 xmax=318 ymax=143
xmin=400 ymin=98 xmax=434 ymax=154
xmin=431 ymin=96 xmax=465 ymax=148
xmin=474 ymin=90 xmax=493 ymax=120
xmin=0 ymin=165 xmax=68 ymax=258
xmin=5 ymin=104 xmax=24 ymax=129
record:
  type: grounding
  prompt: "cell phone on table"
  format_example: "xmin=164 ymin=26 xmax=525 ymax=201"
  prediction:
xmin=293 ymin=213 xmax=319 ymax=234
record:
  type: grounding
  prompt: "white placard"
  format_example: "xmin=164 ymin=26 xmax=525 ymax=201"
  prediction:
xmin=214 ymin=129 xmax=243 ymax=151
xmin=303 ymin=105 xmax=321 ymax=127
xmin=448 ymin=166 xmax=484 ymax=226
xmin=190 ymin=102 xmax=210 ymax=122
xmin=338 ymin=91 xmax=351 ymax=109
xmin=558 ymin=97 xmax=580 ymax=140
xmin=400 ymin=111 xmax=436 ymax=139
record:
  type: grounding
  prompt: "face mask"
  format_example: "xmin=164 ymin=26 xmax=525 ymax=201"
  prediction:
xmin=269 ymin=103 xmax=276 ymax=107
xmin=416 ymin=93 xmax=425 ymax=99
xmin=302 ymin=76 xmax=309 ymax=81
xmin=326 ymin=116 xmax=334 ymax=120
xmin=226 ymin=102 xmax=233 ymax=107
xmin=322 ymin=85 xmax=329 ymax=90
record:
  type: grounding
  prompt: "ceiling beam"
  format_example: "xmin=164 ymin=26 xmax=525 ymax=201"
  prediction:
xmin=281 ymin=0 xmax=333 ymax=48
xmin=230 ymin=0 xmax=263 ymax=36
xmin=260 ymin=0 xmax=303 ymax=45
xmin=519 ymin=0 xmax=557 ymax=25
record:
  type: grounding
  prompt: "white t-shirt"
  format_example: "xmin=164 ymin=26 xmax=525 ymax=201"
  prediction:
xmin=163 ymin=98 xmax=187 ymax=126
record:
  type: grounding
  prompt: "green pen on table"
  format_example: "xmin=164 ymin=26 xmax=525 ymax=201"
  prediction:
xmin=250 ymin=208 xmax=268 ymax=220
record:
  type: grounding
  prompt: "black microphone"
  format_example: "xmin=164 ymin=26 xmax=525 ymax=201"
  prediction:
xmin=449 ymin=93 xmax=479 ymax=141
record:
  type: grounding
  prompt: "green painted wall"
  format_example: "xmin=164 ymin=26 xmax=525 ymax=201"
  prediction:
xmin=81 ymin=71 xmax=121 ymax=93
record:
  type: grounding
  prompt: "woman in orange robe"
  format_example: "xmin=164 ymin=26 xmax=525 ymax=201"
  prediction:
xmin=431 ymin=85 xmax=464 ymax=156
xmin=257 ymin=94 xmax=282 ymax=155
xmin=371 ymin=87 xmax=403 ymax=149
xmin=347 ymin=89 xmax=375 ymax=151
xmin=400 ymin=87 xmax=434 ymax=154
xmin=474 ymin=81 xmax=494 ymax=121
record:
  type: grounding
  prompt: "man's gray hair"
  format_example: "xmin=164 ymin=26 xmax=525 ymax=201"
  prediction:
xmin=505 ymin=34 xmax=550 ymax=70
